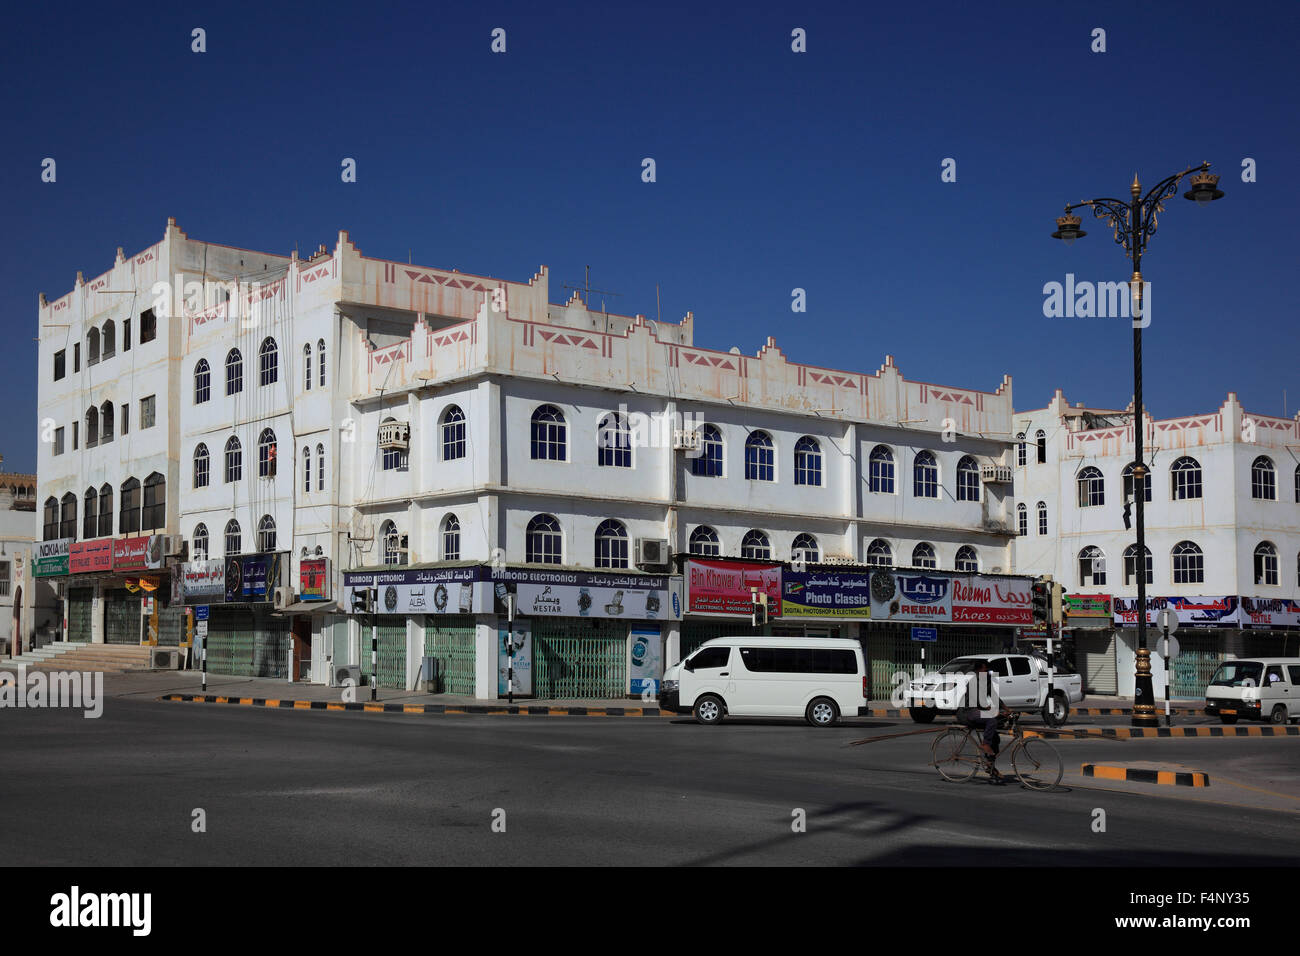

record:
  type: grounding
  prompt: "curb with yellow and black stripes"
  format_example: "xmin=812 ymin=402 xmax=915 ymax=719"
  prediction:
xmin=160 ymin=693 xmax=665 ymax=717
xmin=1082 ymin=764 xmax=1210 ymax=787
xmin=1024 ymin=725 xmax=1300 ymax=739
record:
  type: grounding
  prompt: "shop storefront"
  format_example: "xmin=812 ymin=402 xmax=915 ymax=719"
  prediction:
xmin=181 ymin=552 xmax=291 ymax=678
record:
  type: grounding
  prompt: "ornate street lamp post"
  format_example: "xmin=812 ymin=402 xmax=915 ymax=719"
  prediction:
xmin=1051 ymin=162 xmax=1224 ymax=727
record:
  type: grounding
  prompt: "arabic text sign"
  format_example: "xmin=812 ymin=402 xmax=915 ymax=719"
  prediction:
xmin=181 ymin=561 xmax=225 ymax=599
xmin=224 ymin=553 xmax=286 ymax=603
xmin=869 ymin=571 xmax=951 ymax=622
xmin=112 ymin=536 xmax=150 ymax=572
xmin=488 ymin=567 xmax=676 ymax=620
xmin=782 ymin=570 xmax=872 ymax=618
xmin=1065 ymin=593 xmax=1112 ymax=619
xmin=343 ymin=566 xmax=478 ymax=615
xmin=70 ymin=540 xmax=113 ymax=574
xmin=1237 ymin=597 xmax=1297 ymax=629
xmin=686 ymin=559 xmax=782 ymax=617
xmin=950 ymin=575 xmax=1033 ymax=625
xmin=33 ymin=538 xmax=71 ymax=577
xmin=1113 ymin=596 xmax=1241 ymax=627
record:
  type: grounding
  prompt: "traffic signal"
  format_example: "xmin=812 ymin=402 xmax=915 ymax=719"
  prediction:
xmin=351 ymin=587 xmax=376 ymax=614
xmin=1031 ymin=576 xmax=1051 ymax=624
xmin=752 ymin=589 xmax=769 ymax=627
xmin=1052 ymin=582 xmax=1069 ymax=627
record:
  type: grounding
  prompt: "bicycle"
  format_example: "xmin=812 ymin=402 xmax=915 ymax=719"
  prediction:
xmin=930 ymin=711 xmax=1063 ymax=791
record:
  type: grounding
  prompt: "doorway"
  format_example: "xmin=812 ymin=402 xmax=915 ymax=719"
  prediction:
xmin=291 ymin=616 xmax=311 ymax=682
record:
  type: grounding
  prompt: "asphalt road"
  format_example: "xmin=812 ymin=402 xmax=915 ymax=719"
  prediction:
xmin=3 ymin=699 xmax=1298 ymax=866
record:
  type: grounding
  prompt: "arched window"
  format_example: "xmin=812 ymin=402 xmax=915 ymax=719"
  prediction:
xmin=792 ymin=533 xmax=819 ymax=563
xmin=740 ymin=530 xmax=771 ymax=560
xmin=442 ymin=514 xmax=461 ymax=561
xmin=226 ymin=349 xmax=243 ymax=395
xmin=303 ymin=447 xmax=311 ymax=492
xmin=142 ymin=473 xmax=165 ymax=531
xmin=689 ymin=526 xmax=721 ymax=557
xmin=526 ymin=514 xmax=562 ymax=564
xmin=442 ymin=406 xmax=466 ymax=460
xmin=224 ymin=519 xmax=241 ymax=556
xmin=87 ymin=327 xmax=100 ymax=365
xmin=102 ymin=320 xmax=115 ymax=359
xmin=60 ymin=493 xmax=77 ymax=539
xmin=955 ymin=546 xmax=978 ymax=573
xmin=690 ymin=424 xmax=724 ymax=477
xmin=911 ymin=542 xmax=936 ymax=569
xmin=1077 ymin=466 xmax=1105 ymax=507
xmin=194 ymin=444 xmax=210 ymax=488
xmin=1171 ymin=456 xmax=1202 ymax=500
xmin=869 ymin=445 xmax=895 ymax=493
xmin=100 ymin=402 xmax=114 ymax=443
xmin=380 ymin=417 xmax=408 ymax=472
xmin=1035 ymin=429 xmax=1047 ymax=463
xmin=192 ymin=524 xmax=209 ymax=562
xmin=379 ymin=520 xmax=404 ymax=565
xmin=318 ymin=339 xmax=326 ymax=387
xmin=913 ymin=451 xmax=938 ymax=498
xmin=98 ymin=483 xmax=113 ymax=537
xmin=1123 ymin=544 xmax=1153 ymax=585
xmin=1252 ymin=456 xmax=1276 ymax=500
xmin=530 ymin=405 xmax=566 ymax=460
xmin=225 ymin=436 xmax=242 ymax=482
xmin=595 ymin=519 xmax=629 ymax=568
xmin=1017 ymin=502 xmax=1028 ymax=536
xmin=598 ymin=412 xmax=632 ymax=468
xmin=1254 ymin=541 xmax=1278 ymax=586
xmin=194 ymin=359 xmax=211 ymax=404
xmin=42 ymin=497 xmax=58 ymax=540
xmin=258 ymin=429 xmax=277 ymax=478
xmin=744 ymin=431 xmax=774 ymax=481
xmin=1172 ymin=541 xmax=1203 ymax=584
xmin=794 ymin=436 xmax=822 ymax=486
xmin=83 ymin=487 xmax=98 ymax=539
xmin=119 ymin=479 xmax=140 ymax=535
xmin=1123 ymin=462 xmax=1151 ymax=503
xmin=866 ymin=539 xmax=892 ymax=566
xmin=956 ymin=455 xmax=980 ymax=502
xmin=1016 ymin=433 xmax=1026 ymax=467
xmin=316 ymin=444 xmax=325 ymax=491
xmin=303 ymin=344 xmax=312 ymax=391
xmin=259 ymin=337 xmax=278 ymax=386
xmin=85 ymin=406 xmax=98 ymax=448
xmin=1079 ymin=546 xmax=1106 ymax=587
xmin=1037 ymin=501 xmax=1048 ymax=535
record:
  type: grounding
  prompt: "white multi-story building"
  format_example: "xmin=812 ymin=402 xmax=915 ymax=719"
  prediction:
xmin=36 ymin=219 xmax=1024 ymax=699
xmin=1013 ymin=389 xmax=1300 ymax=698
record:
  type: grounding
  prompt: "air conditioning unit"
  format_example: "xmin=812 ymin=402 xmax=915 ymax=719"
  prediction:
xmin=673 ymin=428 xmax=701 ymax=451
xmin=331 ymin=664 xmax=363 ymax=687
xmin=636 ymin=538 xmax=670 ymax=568
xmin=272 ymin=586 xmax=295 ymax=610
xmin=378 ymin=421 xmax=410 ymax=450
xmin=151 ymin=647 xmax=180 ymax=670
xmin=980 ymin=464 xmax=1013 ymax=483
xmin=162 ymin=534 xmax=186 ymax=556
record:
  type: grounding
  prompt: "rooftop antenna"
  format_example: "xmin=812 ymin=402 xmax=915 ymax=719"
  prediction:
xmin=563 ymin=265 xmax=621 ymax=312
xmin=656 ymin=283 xmax=661 ymax=323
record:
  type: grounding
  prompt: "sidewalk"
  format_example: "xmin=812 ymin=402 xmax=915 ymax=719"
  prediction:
xmin=94 ymin=671 xmax=1209 ymax=718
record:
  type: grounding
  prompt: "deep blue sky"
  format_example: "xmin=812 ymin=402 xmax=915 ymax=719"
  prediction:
xmin=2 ymin=0 xmax=1295 ymax=473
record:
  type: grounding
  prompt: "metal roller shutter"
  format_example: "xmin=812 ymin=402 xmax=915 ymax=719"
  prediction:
xmin=865 ymin=624 xmax=1004 ymax=700
xmin=531 ymin=619 xmax=626 ymax=699
xmin=105 ymin=590 xmax=142 ymax=645
xmin=1170 ymin=631 xmax=1227 ymax=698
xmin=206 ymin=607 xmax=255 ymax=676
xmin=359 ymin=616 xmax=406 ymax=689
xmin=1076 ymin=630 xmax=1117 ymax=695
xmin=67 ymin=588 xmax=94 ymax=643
xmin=423 ymin=615 xmax=476 ymax=695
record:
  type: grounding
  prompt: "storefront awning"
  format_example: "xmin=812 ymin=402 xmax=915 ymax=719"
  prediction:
xmin=275 ymin=600 xmax=338 ymax=615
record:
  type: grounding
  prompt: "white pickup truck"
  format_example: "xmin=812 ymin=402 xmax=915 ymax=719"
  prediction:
xmin=907 ymin=653 xmax=1084 ymax=727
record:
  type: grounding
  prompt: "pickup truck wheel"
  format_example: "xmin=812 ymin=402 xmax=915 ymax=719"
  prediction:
xmin=1269 ymin=704 xmax=1287 ymax=725
xmin=693 ymin=694 xmax=725 ymax=726
xmin=1041 ymin=693 xmax=1069 ymax=728
xmin=1219 ymin=714 xmax=1238 ymax=725
xmin=909 ymin=706 xmax=936 ymax=724
xmin=806 ymin=697 xmax=839 ymax=727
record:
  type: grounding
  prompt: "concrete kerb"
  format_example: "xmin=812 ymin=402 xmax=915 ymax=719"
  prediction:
xmin=1082 ymin=763 xmax=1211 ymax=787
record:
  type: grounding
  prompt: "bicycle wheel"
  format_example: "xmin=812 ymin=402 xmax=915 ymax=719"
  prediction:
xmin=931 ymin=728 xmax=980 ymax=782
xmin=1012 ymin=737 xmax=1063 ymax=791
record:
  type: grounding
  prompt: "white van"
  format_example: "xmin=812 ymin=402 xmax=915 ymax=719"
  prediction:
xmin=658 ymin=636 xmax=868 ymax=727
xmin=1204 ymin=658 xmax=1300 ymax=725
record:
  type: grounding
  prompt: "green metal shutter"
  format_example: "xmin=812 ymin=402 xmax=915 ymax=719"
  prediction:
xmin=359 ymin=616 xmax=406 ymax=689
xmin=530 ymin=620 xmax=626 ymax=699
xmin=866 ymin=624 xmax=1003 ymax=700
xmin=423 ymin=615 xmax=476 ymax=695
xmin=1170 ymin=631 xmax=1226 ymax=698
xmin=253 ymin=613 xmax=289 ymax=679
xmin=207 ymin=607 xmax=255 ymax=676
xmin=67 ymin=588 xmax=94 ymax=643
xmin=157 ymin=604 xmax=185 ymax=646
xmin=105 ymin=590 xmax=142 ymax=644
xmin=680 ymin=621 xmax=731 ymax=661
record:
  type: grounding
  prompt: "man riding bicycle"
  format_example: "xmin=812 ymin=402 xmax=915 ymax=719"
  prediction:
xmin=958 ymin=660 xmax=1012 ymax=779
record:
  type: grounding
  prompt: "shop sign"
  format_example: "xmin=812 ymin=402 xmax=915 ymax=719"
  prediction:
xmin=782 ymin=569 xmax=872 ymax=619
xmin=343 ymin=566 xmax=478 ymax=615
xmin=70 ymin=540 xmax=113 ymax=574
xmin=1065 ymin=593 xmax=1112 ymax=619
xmin=491 ymin=567 xmax=674 ymax=620
xmin=950 ymin=575 xmax=1033 ymax=625
xmin=33 ymin=538 xmax=71 ymax=577
xmin=300 ymin=557 xmax=331 ymax=601
xmin=180 ymin=561 xmax=225 ymax=599
xmin=686 ymin=559 xmax=781 ymax=617
xmin=112 ymin=536 xmax=150 ymax=572
xmin=868 ymin=570 xmax=951 ymax=622
xmin=225 ymin=552 xmax=287 ymax=603
xmin=1114 ymin=596 xmax=1243 ymax=628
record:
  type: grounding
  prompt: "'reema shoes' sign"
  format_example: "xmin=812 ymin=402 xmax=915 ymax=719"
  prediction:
xmin=49 ymin=886 xmax=150 ymax=936
xmin=0 ymin=666 xmax=103 ymax=719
